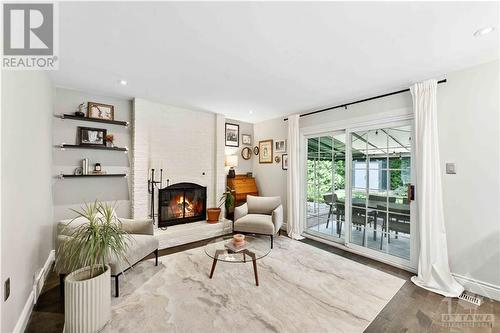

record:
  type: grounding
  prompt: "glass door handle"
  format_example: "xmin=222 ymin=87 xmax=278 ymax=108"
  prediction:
xmin=407 ymin=184 xmax=415 ymax=201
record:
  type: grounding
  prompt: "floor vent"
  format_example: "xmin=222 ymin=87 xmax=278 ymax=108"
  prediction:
xmin=458 ymin=291 xmax=482 ymax=306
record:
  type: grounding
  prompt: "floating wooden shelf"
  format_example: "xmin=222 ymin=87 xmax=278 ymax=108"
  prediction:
xmin=60 ymin=174 xmax=127 ymax=179
xmin=58 ymin=144 xmax=128 ymax=152
xmin=58 ymin=114 xmax=129 ymax=127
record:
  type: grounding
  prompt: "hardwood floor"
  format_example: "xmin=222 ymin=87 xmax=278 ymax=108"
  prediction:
xmin=26 ymin=236 xmax=499 ymax=332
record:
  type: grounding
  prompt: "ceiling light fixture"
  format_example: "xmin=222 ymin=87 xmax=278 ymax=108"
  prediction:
xmin=474 ymin=27 xmax=495 ymax=37
xmin=249 ymin=110 xmax=254 ymax=115
xmin=118 ymin=79 xmax=128 ymax=86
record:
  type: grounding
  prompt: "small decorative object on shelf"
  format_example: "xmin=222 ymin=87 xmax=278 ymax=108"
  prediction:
xmin=94 ymin=163 xmax=102 ymax=172
xmin=82 ymin=158 xmax=89 ymax=175
xmin=75 ymin=103 xmax=86 ymax=117
xmin=105 ymin=134 xmax=114 ymax=147
xmin=88 ymin=102 xmax=114 ymax=121
xmin=78 ymin=127 xmax=106 ymax=147
xmin=74 ymin=167 xmax=83 ymax=175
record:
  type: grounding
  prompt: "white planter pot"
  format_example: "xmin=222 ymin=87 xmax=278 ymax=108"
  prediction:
xmin=64 ymin=265 xmax=111 ymax=333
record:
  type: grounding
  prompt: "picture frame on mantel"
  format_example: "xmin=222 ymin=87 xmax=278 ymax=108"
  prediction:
xmin=259 ymin=139 xmax=273 ymax=163
xmin=225 ymin=123 xmax=239 ymax=147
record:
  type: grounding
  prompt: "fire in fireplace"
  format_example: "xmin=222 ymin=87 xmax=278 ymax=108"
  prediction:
xmin=158 ymin=182 xmax=207 ymax=227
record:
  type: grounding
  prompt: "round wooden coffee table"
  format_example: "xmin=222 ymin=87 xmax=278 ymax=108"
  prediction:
xmin=204 ymin=235 xmax=271 ymax=286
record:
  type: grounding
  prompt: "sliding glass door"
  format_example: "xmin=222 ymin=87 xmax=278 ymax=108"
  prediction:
xmin=303 ymin=120 xmax=416 ymax=269
xmin=306 ymin=132 xmax=346 ymax=242
xmin=348 ymin=123 xmax=413 ymax=262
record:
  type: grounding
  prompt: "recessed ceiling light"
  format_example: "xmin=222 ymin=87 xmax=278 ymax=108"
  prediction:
xmin=249 ymin=110 xmax=253 ymax=114
xmin=118 ymin=79 xmax=128 ymax=86
xmin=474 ymin=27 xmax=495 ymax=37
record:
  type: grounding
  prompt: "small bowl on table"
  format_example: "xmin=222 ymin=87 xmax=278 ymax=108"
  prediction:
xmin=233 ymin=234 xmax=245 ymax=246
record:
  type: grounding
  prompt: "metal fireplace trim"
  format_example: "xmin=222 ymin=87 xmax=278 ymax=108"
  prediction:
xmin=158 ymin=182 xmax=207 ymax=228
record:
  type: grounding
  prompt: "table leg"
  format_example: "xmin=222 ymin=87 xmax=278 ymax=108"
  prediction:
xmin=245 ymin=250 xmax=259 ymax=286
xmin=209 ymin=258 xmax=217 ymax=279
xmin=252 ymin=258 xmax=259 ymax=286
xmin=209 ymin=250 xmax=223 ymax=279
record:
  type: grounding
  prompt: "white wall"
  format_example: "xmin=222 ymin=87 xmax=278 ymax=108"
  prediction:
xmin=132 ymin=98 xmax=223 ymax=219
xmin=224 ymin=119 xmax=254 ymax=175
xmin=252 ymin=117 xmax=288 ymax=219
xmin=269 ymin=59 xmax=499 ymax=295
xmin=1 ymin=71 xmax=54 ymax=332
xmin=53 ymin=88 xmax=133 ymax=221
xmin=437 ymin=60 xmax=499 ymax=291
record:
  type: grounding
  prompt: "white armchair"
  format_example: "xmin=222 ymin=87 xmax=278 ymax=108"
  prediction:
xmin=233 ymin=195 xmax=283 ymax=248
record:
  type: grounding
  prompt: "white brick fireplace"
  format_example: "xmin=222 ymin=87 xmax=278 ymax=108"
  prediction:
xmin=132 ymin=98 xmax=229 ymax=248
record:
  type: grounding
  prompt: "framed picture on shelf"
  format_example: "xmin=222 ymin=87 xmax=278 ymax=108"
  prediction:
xmin=282 ymin=154 xmax=288 ymax=170
xmin=87 ymin=102 xmax=114 ymax=121
xmin=259 ymin=139 xmax=273 ymax=163
xmin=242 ymin=134 xmax=252 ymax=145
xmin=78 ymin=126 xmax=107 ymax=146
xmin=225 ymin=123 xmax=239 ymax=147
xmin=275 ymin=139 xmax=287 ymax=153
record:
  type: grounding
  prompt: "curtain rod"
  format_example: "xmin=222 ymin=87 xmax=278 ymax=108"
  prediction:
xmin=283 ymin=79 xmax=447 ymax=121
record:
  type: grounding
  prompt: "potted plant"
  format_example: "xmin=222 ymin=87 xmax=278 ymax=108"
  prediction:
xmin=55 ymin=201 xmax=129 ymax=333
xmin=207 ymin=187 xmax=235 ymax=223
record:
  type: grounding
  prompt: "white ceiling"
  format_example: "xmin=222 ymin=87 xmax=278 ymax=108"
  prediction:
xmin=50 ymin=2 xmax=499 ymax=123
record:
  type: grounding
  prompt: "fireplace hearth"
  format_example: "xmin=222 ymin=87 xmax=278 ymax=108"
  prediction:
xmin=158 ymin=182 xmax=207 ymax=227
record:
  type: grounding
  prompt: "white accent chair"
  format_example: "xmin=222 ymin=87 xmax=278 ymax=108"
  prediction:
xmin=233 ymin=195 xmax=283 ymax=248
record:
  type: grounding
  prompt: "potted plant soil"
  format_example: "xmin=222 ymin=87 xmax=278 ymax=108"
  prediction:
xmin=207 ymin=187 xmax=235 ymax=223
xmin=56 ymin=202 xmax=129 ymax=333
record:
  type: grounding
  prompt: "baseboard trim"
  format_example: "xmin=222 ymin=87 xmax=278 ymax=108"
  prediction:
xmin=452 ymin=273 xmax=500 ymax=302
xmin=13 ymin=249 xmax=55 ymax=333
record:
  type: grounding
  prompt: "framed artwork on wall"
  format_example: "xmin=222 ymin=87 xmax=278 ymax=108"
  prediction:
xmin=282 ymin=154 xmax=288 ymax=170
xmin=242 ymin=134 xmax=252 ymax=145
xmin=275 ymin=139 xmax=286 ymax=153
xmin=87 ymin=102 xmax=114 ymax=121
xmin=259 ymin=140 xmax=273 ymax=163
xmin=78 ymin=126 xmax=107 ymax=146
xmin=225 ymin=123 xmax=239 ymax=147
xmin=241 ymin=147 xmax=252 ymax=160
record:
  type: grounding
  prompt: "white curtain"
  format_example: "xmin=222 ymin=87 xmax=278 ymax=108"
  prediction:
xmin=410 ymin=79 xmax=464 ymax=297
xmin=287 ymin=114 xmax=304 ymax=239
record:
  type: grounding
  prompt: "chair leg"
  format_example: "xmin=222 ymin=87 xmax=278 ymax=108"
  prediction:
xmin=154 ymin=249 xmax=159 ymax=266
xmin=326 ymin=205 xmax=333 ymax=228
xmin=270 ymin=235 xmax=273 ymax=249
xmin=115 ymin=275 xmax=119 ymax=297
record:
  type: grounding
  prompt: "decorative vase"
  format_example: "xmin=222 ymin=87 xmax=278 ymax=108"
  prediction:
xmin=206 ymin=208 xmax=221 ymax=223
xmin=64 ymin=265 xmax=111 ymax=333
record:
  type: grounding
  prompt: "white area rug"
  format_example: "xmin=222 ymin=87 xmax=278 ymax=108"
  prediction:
xmin=103 ymin=237 xmax=404 ymax=333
